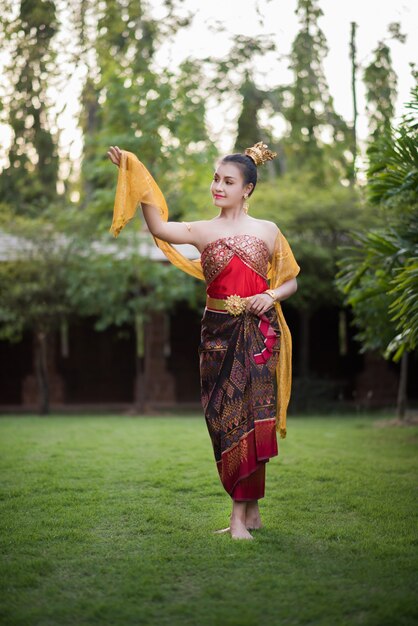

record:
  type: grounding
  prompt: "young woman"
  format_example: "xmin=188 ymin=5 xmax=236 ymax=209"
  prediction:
xmin=107 ymin=142 xmax=300 ymax=540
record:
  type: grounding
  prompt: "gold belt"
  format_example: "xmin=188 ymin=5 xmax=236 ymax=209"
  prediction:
xmin=206 ymin=294 xmax=248 ymax=316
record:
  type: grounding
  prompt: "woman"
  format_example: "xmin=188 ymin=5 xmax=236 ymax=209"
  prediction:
xmin=107 ymin=142 xmax=300 ymax=540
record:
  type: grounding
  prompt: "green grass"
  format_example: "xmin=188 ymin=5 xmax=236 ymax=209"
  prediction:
xmin=0 ymin=414 xmax=417 ymax=626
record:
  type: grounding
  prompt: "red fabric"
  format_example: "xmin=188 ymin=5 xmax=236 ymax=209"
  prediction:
xmin=232 ymin=462 xmax=266 ymax=501
xmin=207 ymin=256 xmax=277 ymax=366
xmin=253 ymin=314 xmax=278 ymax=364
xmin=207 ymin=255 xmax=268 ymax=298
xmin=203 ymin=255 xmax=279 ymax=502
xmin=254 ymin=418 xmax=278 ymax=460
xmin=215 ymin=418 xmax=278 ymax=500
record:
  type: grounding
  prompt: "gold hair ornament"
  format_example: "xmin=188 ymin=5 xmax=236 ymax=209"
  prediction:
xmin=244 ymin=142 xmax=277 ymax=167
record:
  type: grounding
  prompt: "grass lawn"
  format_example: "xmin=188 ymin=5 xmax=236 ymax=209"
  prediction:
xmin=0 ymin=414 xmax=417 ymax=626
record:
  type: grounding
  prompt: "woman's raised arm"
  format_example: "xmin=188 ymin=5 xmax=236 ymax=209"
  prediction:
xmin=107 ymin=145 xmax=201 ymax=246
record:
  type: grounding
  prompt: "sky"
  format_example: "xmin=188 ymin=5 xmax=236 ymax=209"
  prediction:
xmin=0 ymin=0 xmax=417 ymax=174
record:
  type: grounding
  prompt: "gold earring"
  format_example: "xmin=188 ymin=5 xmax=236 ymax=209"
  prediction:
xmin=243 ymin=194 xmax=249 ymax=214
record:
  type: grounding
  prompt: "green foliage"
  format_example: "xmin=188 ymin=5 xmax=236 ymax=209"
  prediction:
xmin=0 ymin=210 xmax=201 ymax=342
xmin=201 ymin=34 xmax=280 ymax=162
xmin=0 ymin=0 xmax=59 ymax=214
xmin=235 ymin=79 xmax=266 ymax=150
xmin=67 ymin=233 xmax=203 ymax=332
xmin=336 ymin=230 xmax=403 ymax=355
xmin=76 ymin=0 xmax=216 ymax=230
xmin=364 ymin=39 xmax=398 ymax=141
xmin=337 ymin=89 xmax=418 ymax=360
xmin=282 ymin=0 xmax=352 ymax=183
xmin=0 ymin=212 xmax=83 ymax=340
xmin=366 ymin=88 xmax=418 ymax=205
xmin=248 ymin=174 xmax=369 ymax=311
xmin=0 ymin=0 xmax=414 ymax=379
xmin=390 ymin=257 xmax=418 ymax=353
xmin=203 ymin=34 xmax=276 ymax=96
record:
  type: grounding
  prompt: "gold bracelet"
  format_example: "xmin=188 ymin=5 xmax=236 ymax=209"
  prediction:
xmin=264 ymin=289 xmax=276 ymax=301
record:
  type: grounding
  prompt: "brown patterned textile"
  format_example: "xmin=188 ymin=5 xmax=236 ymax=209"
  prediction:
xmin=199 ymin=306 xmax=280 ymax=498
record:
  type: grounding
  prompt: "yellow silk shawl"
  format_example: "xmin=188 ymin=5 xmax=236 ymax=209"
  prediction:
xmin=110 ymin=151 xmax=300 ymax=438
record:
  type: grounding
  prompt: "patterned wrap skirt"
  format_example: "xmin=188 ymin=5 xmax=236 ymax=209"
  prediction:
xmin=199 ymin=306 xmax=281 ymax=500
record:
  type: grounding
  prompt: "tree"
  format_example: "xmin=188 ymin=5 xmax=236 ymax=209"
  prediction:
xmin=0 ymin=212 xmax=83 ymax=413
xmin=235 ymin=77 xmax=270 ymax=152
xmin=0 ymin=209 xmax=202 ymax=413
xmin=364 ymin=41 xmax=398 ymax=141
xmin=282 ymin=0 xmax=352 ymax=183
xmin=367 ymin=91 xmax=418 ymax=356
xmin=0 ymin=0 xmax=211 ymax=413
xmin=67 ymin=233 xmax=202 ymax=411
xmin=201 ymin=33 xmax=280 ymax=171
xmin=234 ymin=77 xmax=284 ymax=176
xmin=349 ymin=22 xmax=358 ymax=183
xmin=0 ymin=0 xmax=60 ymax=215
xmin=336 ymin=89 xmax=418 ymax=417
xmin=73 ymin=0 xmax=216 ymax=230
xmin=248 ymin=175 xmax=371 ymax=377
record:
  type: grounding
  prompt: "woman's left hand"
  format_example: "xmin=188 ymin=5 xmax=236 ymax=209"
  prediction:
xmin=246 ymin=293 xmax=275 ymax=316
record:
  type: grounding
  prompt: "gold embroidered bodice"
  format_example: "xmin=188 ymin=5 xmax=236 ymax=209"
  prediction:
xmin=201 ymin=235 xmax=270 ymax=285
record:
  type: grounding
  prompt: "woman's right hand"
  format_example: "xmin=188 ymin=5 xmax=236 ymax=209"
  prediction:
xmin=107 ymin=145 xmax=122 ymax=167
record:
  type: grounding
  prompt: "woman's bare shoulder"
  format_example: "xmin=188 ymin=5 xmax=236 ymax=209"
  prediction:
xmin=242 ymin=218 xmax=278 ymax=257
xmin=248 ymin=217 xmax=280 ymax=243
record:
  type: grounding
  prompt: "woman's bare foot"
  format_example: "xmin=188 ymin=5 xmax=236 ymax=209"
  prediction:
xmin=230 ymin=517 xmax=254 ymax=540
xmin=245 ymin=500 xmax=263 ymax=530
xmin=227 ymin=500 xmax=254 ymax=539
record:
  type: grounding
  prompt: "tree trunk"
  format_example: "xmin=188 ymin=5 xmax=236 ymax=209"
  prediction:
xmin=133 ymin=314 xmax=146 ymax=413
xmin=134 ymin=357 xmax=145 ymax=413
xmin=350 ymin=22 xmax=358 ymax=184
xmin=396 ymin=351 xmax=408 ymax=420
xmin=80 ymin=78 xmax=100 ymax=203
xmin=35 ymin=330 xmax=50 ymax=415
xmin=299 ymin=309 xmax=311 ymax=377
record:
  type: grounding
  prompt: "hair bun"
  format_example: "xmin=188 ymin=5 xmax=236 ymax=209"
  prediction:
xmin=244 ymin=142 xmax=277 ymax=167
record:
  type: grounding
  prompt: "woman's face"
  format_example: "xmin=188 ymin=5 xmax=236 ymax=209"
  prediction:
xmin=210 ymin=162 xmax=252 ymax=209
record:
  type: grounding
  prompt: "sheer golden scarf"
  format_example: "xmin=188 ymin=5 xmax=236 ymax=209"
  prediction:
xmin=110 ymin=151 xmax=300 ymax=438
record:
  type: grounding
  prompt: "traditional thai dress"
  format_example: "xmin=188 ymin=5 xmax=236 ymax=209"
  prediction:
xmin=109 ymin=151 xmax=300 ymax=501
xmin=200 ymin=235 xmax=281 ymax=500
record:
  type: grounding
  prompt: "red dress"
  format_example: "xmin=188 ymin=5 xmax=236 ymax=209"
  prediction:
xmin=199 ymin=235 xmax=280 ymax=500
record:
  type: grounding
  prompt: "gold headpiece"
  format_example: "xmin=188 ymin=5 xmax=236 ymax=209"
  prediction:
xmin=244 ymin=142 xmax=277 ymax=167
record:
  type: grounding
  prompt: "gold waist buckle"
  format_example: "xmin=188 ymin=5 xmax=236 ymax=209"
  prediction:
xmin=206 ymin=294 xmax=248 ymax=316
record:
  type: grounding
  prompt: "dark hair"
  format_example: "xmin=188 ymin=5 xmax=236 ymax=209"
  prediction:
xmin=221 ymin=153 xmax=257 ymax=196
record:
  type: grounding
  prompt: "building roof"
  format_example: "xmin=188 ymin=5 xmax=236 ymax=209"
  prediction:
xmin=0 ymin=229 xmax=200 ymax=262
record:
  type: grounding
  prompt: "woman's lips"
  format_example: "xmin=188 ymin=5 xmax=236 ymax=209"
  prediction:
xmin=214 ymin=194 xmax=225 ymax=199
